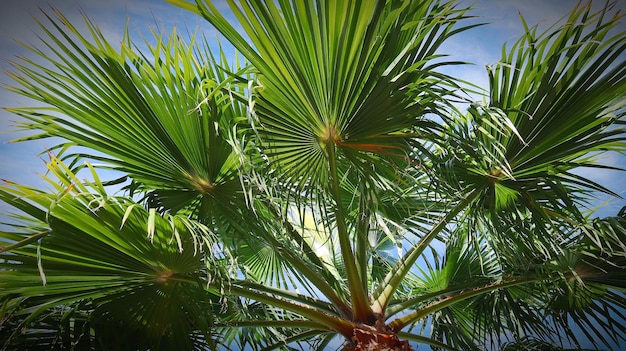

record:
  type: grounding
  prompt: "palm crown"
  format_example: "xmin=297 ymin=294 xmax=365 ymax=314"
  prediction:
xmin=1 ymin=1 xmax=625 ymax=350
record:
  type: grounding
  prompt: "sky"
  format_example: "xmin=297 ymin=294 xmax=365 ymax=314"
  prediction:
xmin=0 ymin=0 xmax=624 ymax=220
xmin=0 ymin=1 xmax=625 ymax=349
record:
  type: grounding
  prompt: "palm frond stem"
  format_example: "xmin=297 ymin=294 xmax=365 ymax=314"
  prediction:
xmin=326 ymin=140 xmax=374 ymax=323
xmin=388 ymin=272 xmax=571 ymax=331
xmin=373 ymin=188 xmax=480 ymax=315
xmin=264 ymin=200 xmax=352 ymax=318
xmin=228 ymin=284 xmax=355 ymax=336
xmin=250 ymin=218 xmax=352 ymax=318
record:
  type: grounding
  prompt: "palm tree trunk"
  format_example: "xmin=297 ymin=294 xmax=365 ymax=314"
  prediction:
xmin=343 ymin=324 xmax=415 ymax=351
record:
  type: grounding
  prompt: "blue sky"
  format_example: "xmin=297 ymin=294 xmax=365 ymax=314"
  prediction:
xmin=0 ymin=1 xmax=625 ymax=349
xmin=1 ymin=0 xmax=624 ymax=219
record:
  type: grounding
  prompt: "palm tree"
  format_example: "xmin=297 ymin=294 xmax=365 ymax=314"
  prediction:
xmin=1 ymin=0 xmax=625 ymax=350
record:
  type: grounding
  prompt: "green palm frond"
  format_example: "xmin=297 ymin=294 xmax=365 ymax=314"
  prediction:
xmin=365 ymin=201 xmax=625 ymax=349
xmin=437 ymin=2 xmax=625 ymax=221
xmin=7 ymin=9 xmax=249 ymax=221
xmin=501 ymin=336 xmax=602 ymax=351
xmin=428 ymin=2 xmax=626 ymax=282
xmin=0 ymin=161 xmax=222 ymax=350
xmin=403 ymin=212 xmax=626 ymax=350
xmin=543 ymin=213 xmax=626 ymax=348
xmin=485 ymin=2 xmax=625 ymax=212
xmin=171 ymin=0 xmax=476 ymax=188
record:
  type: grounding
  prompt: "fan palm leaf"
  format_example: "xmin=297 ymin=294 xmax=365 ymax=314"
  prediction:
xmin=171 ymin=0 xmax=475 ymax=188
xmin=7 ymin=10 xmax=248 ymax=222
xmin=427 ymin=1 xmax=626 ymax=281
xmin=0 ymin=160 xmax=222 ymax=350
xmin=461 ymin=2 xmax=625 ymax=217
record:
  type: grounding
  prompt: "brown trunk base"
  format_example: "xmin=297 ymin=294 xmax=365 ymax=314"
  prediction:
xmin=342 ymin=325 xmax=415 ymax=351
